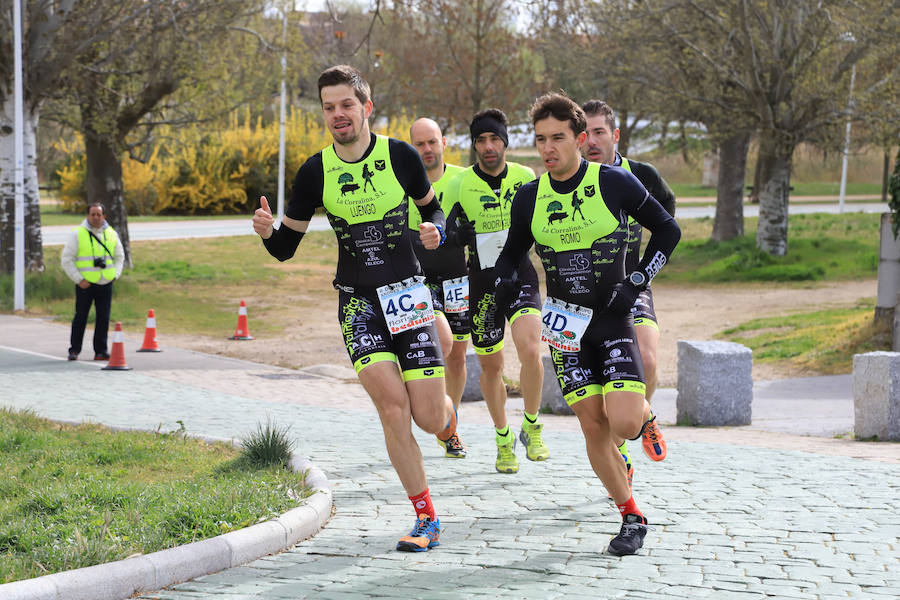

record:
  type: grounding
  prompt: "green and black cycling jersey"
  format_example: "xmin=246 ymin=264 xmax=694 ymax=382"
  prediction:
xmin=494 ymin=159 xmax=680 ymax=309
xmin=408 ymin=163 xmax=467 ymax=281
xmin=444 ymin=161 xmax=535 ymax=273
xmin=616 ymin=154 xmax=676 ymax=274
xmin=285 ymin=133 xmax=435 ymax=289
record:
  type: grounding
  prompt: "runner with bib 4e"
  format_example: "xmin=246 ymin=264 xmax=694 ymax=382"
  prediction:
xmin=443 ymin=108 xmax=546 ymax=474
xmin=494 ymin=93 xmax=680 ymax=556
xmin=253 ymin=65 xmax=458 ymax=553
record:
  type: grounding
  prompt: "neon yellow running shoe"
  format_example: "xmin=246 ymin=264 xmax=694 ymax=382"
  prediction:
xmin=495 ymin=437 xmax=519 ymax=473
xmin=519 ymin=421 xmax=549 ymax=461
xmin=437 ymin=432 xmax=467 ymax=458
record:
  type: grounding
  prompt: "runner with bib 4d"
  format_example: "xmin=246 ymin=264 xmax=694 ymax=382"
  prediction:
xmin=253 ymin=65 xmax=458 ymax=553
xmin=493 ymin=93 xmax=680 ymax=556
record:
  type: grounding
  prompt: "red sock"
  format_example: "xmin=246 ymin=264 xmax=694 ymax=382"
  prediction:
xmin=615 ymin=495 xmax=645 ymax=521
xmin=409 ymin=488 xmax=436 ymax=520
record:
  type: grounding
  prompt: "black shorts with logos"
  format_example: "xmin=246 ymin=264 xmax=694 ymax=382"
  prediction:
xmin=631 ymin=287 xmax=658 ymax=329
xmin=468 ymin=263 xmax=542 ymax=355
xmin=337 ymin=288 xmax=444 ymax=382
xmin=548 ymin=311 xmax=646 ymax=407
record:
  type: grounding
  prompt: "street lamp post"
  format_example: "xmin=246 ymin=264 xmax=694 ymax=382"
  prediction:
xmin=276 ymin=8 xmax=288 ymax=224
xmin=13 ymin=0 xmax=25 ymax=311
xmin=838 ymin=54 xmax=856 ymax=213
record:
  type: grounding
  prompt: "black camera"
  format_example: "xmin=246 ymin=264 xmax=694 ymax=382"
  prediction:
xmin=93 ymin=257 xmax=107 ymax=268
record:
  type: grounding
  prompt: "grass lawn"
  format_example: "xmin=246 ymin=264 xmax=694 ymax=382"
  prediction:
xmin=668 ymin=181 xmax=883 ymax=198
xmin=657 ymin=213 xmax=880 ymax=283
xmin=717 ymin=298 xmax=890 ymax=375
xmin=0 ymin=408 xmax=311 ymax=584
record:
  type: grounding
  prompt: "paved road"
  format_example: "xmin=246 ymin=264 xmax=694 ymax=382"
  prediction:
xmin=40 ymin=202 xmax=889 ymax=246
xmin=2 ymin=315 xmax=898 ymax=599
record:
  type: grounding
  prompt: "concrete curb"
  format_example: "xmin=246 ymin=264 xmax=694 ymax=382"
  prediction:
xmin=0 ymin=440 xmax=332 ymax=600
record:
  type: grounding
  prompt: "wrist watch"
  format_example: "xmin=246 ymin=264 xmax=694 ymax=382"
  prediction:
xmin=628 ymin=271 xmax=647 ymax=288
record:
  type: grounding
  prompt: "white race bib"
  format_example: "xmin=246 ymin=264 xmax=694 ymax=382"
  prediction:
xmin=475 ymin=230 xmax=508 ymax=270
xmin=540 ymin=297 xmax=593 ymax=352
xmin=442 ymin=276 xmax=469 ymax=313
xmin=377 ymin=276 xmax=435 ymax=335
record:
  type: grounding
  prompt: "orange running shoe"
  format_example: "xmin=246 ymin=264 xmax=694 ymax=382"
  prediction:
xmin=640 ymin=414 xmax=667 ymax=461
xmin=396 ymin=514 xmax=441 ymax=552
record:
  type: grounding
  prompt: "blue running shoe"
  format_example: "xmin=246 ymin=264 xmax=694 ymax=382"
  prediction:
xmin=396 ymin=514 xmax=441 ymax=552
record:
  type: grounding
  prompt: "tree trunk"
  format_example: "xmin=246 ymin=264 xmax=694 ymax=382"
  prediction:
xmin=701 ymin=148 xmax=719 ymax=188
xmin=883 ymin=149 xmax=891 ymax=204
xmin=0 ymin=95 xmax=44 ymax=274
xmin=678 ymin=120 xmax=689 ymax=164
xmin=755 ymin=134 xmax=794 ymax=256
xmin=618 ymin=109 xmax=630 ymax=157
xmin=712 ymin=132 xmax=750 ymax=241
xmin=84 ymin=130 xmax=132 ymax=267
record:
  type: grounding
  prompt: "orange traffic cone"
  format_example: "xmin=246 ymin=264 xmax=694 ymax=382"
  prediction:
xmin=137 ymin=309 xmax=162 ymax=352
xmin=230 ymin=300 xmax=254 ymax=340
xmin=102 ymin=322 xmax=133 ymax=370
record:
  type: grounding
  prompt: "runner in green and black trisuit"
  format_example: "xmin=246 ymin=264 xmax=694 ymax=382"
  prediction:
xmin=408 ymin=117 xmax=468 ymax=459
xmin=253 ymin=65 xmax=458 ymax=553
xmin=494 ymin=93 xmax=680 ymax=556
xmin=581 ymin=100 xmax=676 ymax=484
xmin=443 ymin=108 xmax=547 ymax=475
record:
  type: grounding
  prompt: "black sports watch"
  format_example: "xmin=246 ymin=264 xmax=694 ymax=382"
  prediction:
xmin=628 ymin=271 xmax=647 ymax=289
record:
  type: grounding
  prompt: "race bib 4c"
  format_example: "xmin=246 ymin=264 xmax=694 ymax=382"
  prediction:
xmin=377 ymin=276 xmax=435 ymax=335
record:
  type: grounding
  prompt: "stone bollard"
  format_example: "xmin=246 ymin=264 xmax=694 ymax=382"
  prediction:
xmin=540 ymin=354 xmax=574 ymax=415
xmin=676 ymin=340 xmax=752 ymax=426
xmin=852 ymin=351 xmax=900 ymax=441
xmin=461 ymin=349 xmax=483 ymax=402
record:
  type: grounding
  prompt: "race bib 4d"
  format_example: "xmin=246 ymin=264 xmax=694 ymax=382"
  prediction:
xmin=540 ymin=297 xmax=593 ymax=352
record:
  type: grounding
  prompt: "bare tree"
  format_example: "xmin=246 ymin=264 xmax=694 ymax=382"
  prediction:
xmin=639 ymin=0 xmax=900 ymax=255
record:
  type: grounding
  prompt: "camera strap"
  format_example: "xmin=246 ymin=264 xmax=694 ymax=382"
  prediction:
xmin=87 ymin=230 xmax=113 ymax=257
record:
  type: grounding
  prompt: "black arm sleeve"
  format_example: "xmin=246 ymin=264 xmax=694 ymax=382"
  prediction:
xmin=631 ymin=160 xmax=676 ymax=217
xmin=608 ymin=167 xmax=680 ymax=282
xmin=494 ymin=182 xmax=538 ymax=282
xmin=389 ymin=138 xmax=432 ymax=201
xmin=415 ymin=195 xmax=445 ymax=231
xmin=262 ymin=225 xmax=304 ymax=262
xmin=631 ymin=192 xmax=681 ymax=282
xmin=285 ymin=154 xmax=324 ymax=222
xmin=444 ymin=203 xmax=467 ymax=248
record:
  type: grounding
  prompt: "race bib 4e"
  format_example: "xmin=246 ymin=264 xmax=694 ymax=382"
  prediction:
xmin=442 ymin=276 xmax=469 ymax=314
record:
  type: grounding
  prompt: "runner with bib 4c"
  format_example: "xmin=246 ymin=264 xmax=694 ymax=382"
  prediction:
xmin=253 ymin=65 xmax=458 ymax=553
xmin=494 ymin=93 xmax=680 ymax=556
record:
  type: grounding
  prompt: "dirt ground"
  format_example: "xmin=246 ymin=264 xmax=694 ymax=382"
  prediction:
xmin=168 ymin=275 xmax=878 ymax=387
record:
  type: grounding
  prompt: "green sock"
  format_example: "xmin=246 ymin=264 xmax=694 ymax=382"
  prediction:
xmin=617 ymin=441 xmax=632 ymax=469
xmin=495 ymin=426 xmax=512 ymax=444
xmin=523 ymin=411 xmax=538 ymax=424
